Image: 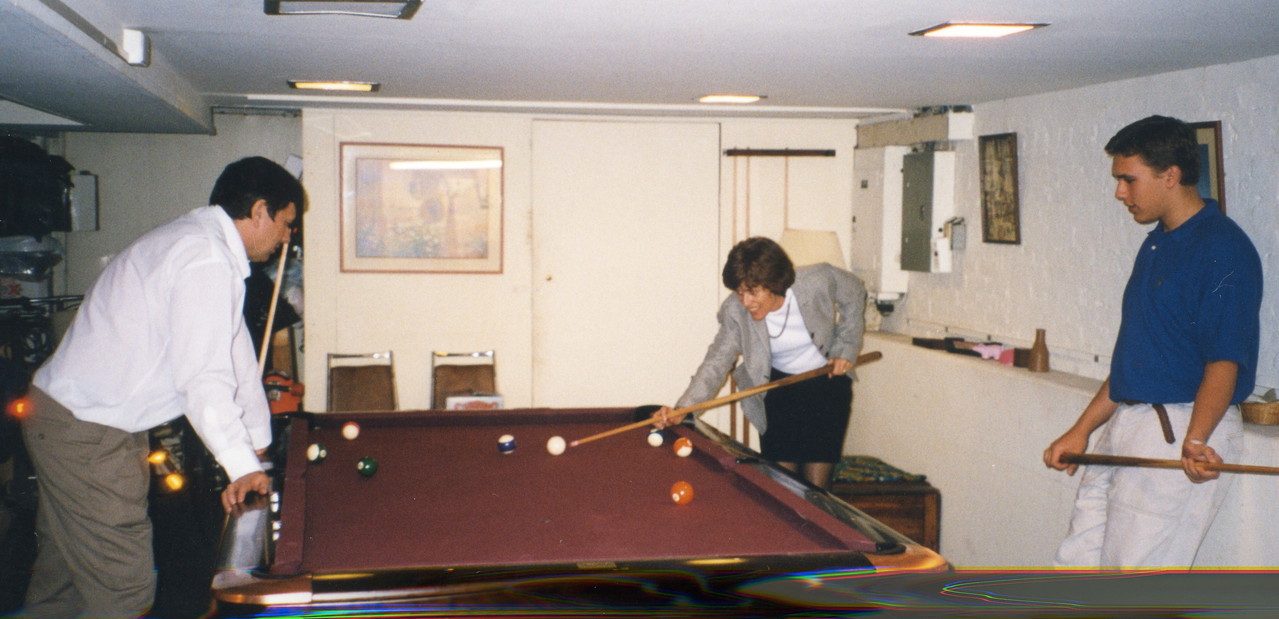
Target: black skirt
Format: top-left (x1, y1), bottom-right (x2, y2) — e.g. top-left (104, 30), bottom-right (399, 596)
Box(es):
top-left (760, 366), bottom-right (853, 463)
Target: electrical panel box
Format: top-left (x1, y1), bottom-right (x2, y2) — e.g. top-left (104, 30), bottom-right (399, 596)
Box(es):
top-left (900, 151), bottom-right (954, 273)
top-left (851, 146), bottom-right (910, 300)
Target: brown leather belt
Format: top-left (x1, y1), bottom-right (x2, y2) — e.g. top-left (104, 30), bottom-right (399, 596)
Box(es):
top-left (1121, 400), bottom-right (1175, 444)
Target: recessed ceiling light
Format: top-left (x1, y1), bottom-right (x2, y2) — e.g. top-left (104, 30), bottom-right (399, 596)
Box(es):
top-left (909, 22), bottom-right (1048, 38)
top-left (288, 80), bottom-right (381, 92)
top-left (698, 94), bottom-right (765, 104)
top-left (265, 0), bottom-right (422, 19)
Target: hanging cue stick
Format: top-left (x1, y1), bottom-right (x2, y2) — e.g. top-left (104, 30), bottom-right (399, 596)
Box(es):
top-left (1062, 452), bottom-right (1279, 476)
top-left (257, 241), bottom-right (290, 376)
top-left (569, 350), bottom-right (883, 448)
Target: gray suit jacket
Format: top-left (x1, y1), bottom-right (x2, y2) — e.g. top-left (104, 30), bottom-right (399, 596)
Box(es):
top-left (675, 263), bottom-right (867, 434)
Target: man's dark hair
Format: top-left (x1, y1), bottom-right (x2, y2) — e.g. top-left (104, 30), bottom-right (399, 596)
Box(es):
top-left (1104, 115), bottom-right (1200, 186)
top-left (722, 237), bottom-right (795, 296)
top-left (209, 156), bottom-right (305, 220)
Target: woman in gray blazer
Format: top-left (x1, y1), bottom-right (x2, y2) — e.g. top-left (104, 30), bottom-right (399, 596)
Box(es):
top-left (658, 237), bottom-right (866, 489)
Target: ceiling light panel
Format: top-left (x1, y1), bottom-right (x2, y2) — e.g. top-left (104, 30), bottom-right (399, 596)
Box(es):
top-left (910, 22), bottom-right (1048, 38)
top-left (288, 80), bottom-right (381, 92)
top-left (265, 0), bottom-right (422, 19)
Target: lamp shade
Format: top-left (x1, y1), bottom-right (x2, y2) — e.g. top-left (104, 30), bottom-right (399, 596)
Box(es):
top-left (779, 229), bottom-right (847, 270)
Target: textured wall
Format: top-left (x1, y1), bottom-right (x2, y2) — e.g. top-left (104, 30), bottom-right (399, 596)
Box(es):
top-left (872, 54), bottom-right (1279, 389)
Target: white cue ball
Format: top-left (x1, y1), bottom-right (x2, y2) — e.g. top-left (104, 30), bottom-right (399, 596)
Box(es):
top-left (306, 443), bottom-right (327, 462)
top-left (546, 435), bottom-right (567, 456)
top-left (647, 431), bottom-right (664, 447)
top-left (341, 421), bottom-right (360, 440)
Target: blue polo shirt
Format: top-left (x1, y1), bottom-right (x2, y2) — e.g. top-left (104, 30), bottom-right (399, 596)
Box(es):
top-left (1109, 200), bottom-right (1262, 405)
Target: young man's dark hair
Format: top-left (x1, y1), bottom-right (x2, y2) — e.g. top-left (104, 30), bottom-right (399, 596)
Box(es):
top-left (1103, 115), bottom-right (1200, 186)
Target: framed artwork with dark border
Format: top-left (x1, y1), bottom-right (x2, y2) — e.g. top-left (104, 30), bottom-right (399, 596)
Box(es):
top-left (340, 142), bottom-right (504, 273)
top-left (978, 132), bottom-right (1020, 244)
top-left (1190, 120), bottom-right (1225, 213)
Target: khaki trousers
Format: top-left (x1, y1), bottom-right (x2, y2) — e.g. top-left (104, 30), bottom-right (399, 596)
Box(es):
top-left (1053, 402), bottom-right (1242, 568)
top-left (18, 388), bottom-right (154, 618)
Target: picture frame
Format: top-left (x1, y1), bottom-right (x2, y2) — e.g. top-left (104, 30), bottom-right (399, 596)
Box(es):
top-left (1190, 120), bottom-right (1225, 213)
top-left (340, 142), bottom-right (504, 273)
top-left (978, 132), bottom-right (1020, 244)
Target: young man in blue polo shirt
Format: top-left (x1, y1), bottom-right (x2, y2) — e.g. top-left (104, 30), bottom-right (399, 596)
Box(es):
top-left (1043, 115), bottom-right (1263, 568)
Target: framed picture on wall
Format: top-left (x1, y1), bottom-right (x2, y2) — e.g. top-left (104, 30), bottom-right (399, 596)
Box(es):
top-left (1190, 121), bottom-right (1225, 212)
top-left (978, 132), bottom-right (1021, 244)
top-left (340, 142), bottom-right (504, 273)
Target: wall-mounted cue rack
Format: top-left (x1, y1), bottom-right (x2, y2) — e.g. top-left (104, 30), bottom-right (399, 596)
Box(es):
top-left (723, 149), bottom-right (836, 157)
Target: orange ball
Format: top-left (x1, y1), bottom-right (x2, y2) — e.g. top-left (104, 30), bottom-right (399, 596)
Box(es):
top-left (670, 480), bottom-right (694, 505)
top-left (672, 437), bottom-right (693, 457)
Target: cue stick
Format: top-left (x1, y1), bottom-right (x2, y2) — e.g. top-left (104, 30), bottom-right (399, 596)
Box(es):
top-left (257, 241), bottom-right (290, 376)
top-left (1062, 452), bottom-right (1279, 476)
top-left (569, 350), bottom-right (883, 448)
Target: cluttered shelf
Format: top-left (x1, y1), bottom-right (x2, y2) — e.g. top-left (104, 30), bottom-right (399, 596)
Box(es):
top-left (866, 331), bottom-right (1101, 396)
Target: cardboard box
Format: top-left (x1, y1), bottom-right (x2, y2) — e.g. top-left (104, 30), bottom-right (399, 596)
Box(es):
top-left (445, 395), bottom-right (503, 410)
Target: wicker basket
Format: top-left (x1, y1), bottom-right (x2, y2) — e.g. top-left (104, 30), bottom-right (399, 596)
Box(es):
top-left (1241, 401), bottom-right (1279, 425)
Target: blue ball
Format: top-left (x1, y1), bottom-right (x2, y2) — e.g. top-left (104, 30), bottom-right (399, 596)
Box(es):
top-left (498, 434), bottom-right (517, 454)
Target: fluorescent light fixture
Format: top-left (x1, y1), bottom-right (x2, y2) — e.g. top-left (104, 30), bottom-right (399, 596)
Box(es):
top-left (388, 159), bottom-right (503, 170)
top-left (909, 22), bottom-right (1048, 38)
top-left (698, 94), bottom-right (765, 104)
top-left (264, 0), bottom-right (422, 19)
top-left (121, 28), bottom-right (150, 66)
top-left (288, 80), bottom-right (381, 92)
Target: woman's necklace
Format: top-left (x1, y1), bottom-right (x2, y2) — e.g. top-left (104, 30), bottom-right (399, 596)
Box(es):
top-left (767, 298), bottom-right (791, 339)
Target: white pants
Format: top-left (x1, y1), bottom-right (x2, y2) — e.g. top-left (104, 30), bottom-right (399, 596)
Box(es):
top-left (1053, 402), bottom-right (1242, 569)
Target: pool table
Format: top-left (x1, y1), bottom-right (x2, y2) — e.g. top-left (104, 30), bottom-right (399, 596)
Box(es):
top-left (212, 407), bottom-right (948, 610)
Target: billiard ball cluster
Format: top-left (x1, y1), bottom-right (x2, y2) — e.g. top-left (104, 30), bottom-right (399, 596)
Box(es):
top-left (646, 430), bottom-right (697, 505)
top-left (320, 419), bottom-right (697, 504)
top-left (307, 421), bottom-right (381, 478)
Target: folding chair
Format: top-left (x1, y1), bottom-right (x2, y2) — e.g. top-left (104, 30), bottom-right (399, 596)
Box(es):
top-left (327, 351), bottom-right (397, 412)
top-left (431, 350), bottom-right (497, 410)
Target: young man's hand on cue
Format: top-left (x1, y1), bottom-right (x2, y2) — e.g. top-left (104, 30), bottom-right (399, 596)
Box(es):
top-left (652, 406), bottom-right (685, 429)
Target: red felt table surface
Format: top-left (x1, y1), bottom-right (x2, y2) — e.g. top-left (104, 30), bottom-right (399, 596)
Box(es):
top-left (273, 409), bottom-right (875, 575)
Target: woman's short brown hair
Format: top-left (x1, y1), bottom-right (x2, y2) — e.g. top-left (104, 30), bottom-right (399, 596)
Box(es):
top-left (722, 237), bottom-right (795, 296)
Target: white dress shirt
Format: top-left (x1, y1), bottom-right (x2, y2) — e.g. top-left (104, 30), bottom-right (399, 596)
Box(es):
top-left (34, 206), bottom-right (271, 482)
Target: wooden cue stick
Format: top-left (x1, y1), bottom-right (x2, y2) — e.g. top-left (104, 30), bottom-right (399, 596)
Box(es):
top-left (257, 241), bottom-right (290, 376)
top-left (1062, 452), bottom-right (1279, 476)
top-left (569, 350), bottom-right (883, 448)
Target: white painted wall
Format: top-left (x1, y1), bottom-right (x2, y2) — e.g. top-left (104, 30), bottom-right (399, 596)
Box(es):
top-left (873, 54), bottom-right (1279, 391)
top-left (53, 113), bottom-right (302, 294)
top-left (847, 332), bottom-right (1095, 567)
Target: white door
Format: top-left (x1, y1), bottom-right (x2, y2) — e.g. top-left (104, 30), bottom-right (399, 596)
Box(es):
top-left (531, 120), bottom-right (722, 408)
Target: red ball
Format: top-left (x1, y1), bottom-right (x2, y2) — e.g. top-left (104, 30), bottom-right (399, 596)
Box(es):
top-left (670, 480), bottom-right (694, 505)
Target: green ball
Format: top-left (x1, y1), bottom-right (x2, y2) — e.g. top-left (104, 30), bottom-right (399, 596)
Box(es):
top-left (356, 456), bottom-right (379, 477)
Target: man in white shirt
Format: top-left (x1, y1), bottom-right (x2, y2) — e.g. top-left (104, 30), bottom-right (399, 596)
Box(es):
top-left (19, 156), bottom-right (301, 618)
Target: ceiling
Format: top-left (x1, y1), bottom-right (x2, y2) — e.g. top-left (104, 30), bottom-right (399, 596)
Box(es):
top-left (4, 0), bottom-right (1279, 135)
